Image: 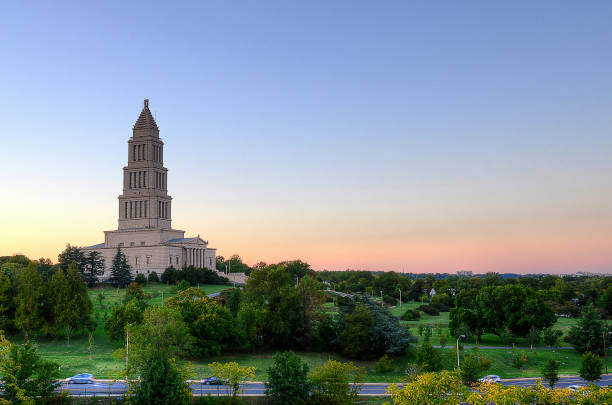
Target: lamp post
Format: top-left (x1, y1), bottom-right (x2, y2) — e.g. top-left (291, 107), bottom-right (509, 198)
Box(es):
top-left (457, 335), bottom-right (465, 369)
top-left (380, 290), bottom-right (383, 306)
top-left (398, 288), bottom-right (402, 307)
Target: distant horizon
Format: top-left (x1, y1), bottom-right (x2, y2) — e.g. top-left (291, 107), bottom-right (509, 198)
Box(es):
top-left (1, 2), bottom-right (611, 274)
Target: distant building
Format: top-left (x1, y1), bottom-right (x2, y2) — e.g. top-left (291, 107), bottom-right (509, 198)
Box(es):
top-left (457, 270), bottom-right (473, 277)
top-left (82, 99), bottom-right (216, 277)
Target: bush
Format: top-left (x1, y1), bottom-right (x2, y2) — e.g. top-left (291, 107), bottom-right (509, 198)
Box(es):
top-left (148, 272), bottom-right (160, 283)
top-left (383, 295), bottom-right (398, 306)
top-left (177, 280), bottom-right (190, 291)
top-left (511, 351), bottom-right (527, 369)
top-left (416, 342), bottom-right (442, 372)
top-left (579, 351), bottom-right (603, 382)
top-left (429, 301), bottom-right (450, 312)
top-left (375, 354), bottom-right (396, 373)
top-left (401, 309), bottom-right (420, 321)
top-left (135, 273), bottom-right (147, 285)
top-left (460, 349), bottom-right (491, 385)
top-left (417, 305), bottom-right (440, 316)
top-left (161, 265), bottom-right (229, 286)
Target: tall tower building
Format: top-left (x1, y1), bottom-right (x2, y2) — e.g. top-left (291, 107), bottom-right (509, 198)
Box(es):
top-left (82, 99), bottom-right (216, 276)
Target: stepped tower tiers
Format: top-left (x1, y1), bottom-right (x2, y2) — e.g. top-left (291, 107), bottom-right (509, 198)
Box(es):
top-left (82, 99), bottom-right (216, 276)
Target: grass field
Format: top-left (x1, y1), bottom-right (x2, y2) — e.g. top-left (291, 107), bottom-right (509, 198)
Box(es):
top-left (12, 293), bottom-right (587, 382)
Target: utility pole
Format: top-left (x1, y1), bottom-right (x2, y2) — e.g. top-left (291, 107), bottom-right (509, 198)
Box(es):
top-left (126, 326), bottom-right (129, 382)
top-left (604, 331), bottom-right (608, 374)
top-left (457, 335), bottom-right (465, 369)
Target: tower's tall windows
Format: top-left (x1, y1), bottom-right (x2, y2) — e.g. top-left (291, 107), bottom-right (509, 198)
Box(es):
top-left (144, 200), bottom-right (148, 217)
top-left (139, 201), bottom-right (143, 217)
top-left (143, 144), bottom-right (147, 160)
top-left (125, 202), bottom-right (128, 218)
top-left (139, 172), bottom-right (142, 188)
top-left (143, 172), bottom-right (147, 188)
top-left (129, 201), bottom-right (133, 218)
top-left (133, 145), bottom-right (137, 161)
top-left (137, 144), bottom-right (141, 160)
top-left (129, 172), bottom-right (132, 188)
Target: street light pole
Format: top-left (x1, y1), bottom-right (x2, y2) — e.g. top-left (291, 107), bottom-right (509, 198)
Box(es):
top-left (380, 290), bottom-right (383, 306)
top-left (457, 335), bottom-right (465, 369)
top-left (398, 288), bottom-right (402, 307)
top-left (125, 326), bottom-right (129, 382)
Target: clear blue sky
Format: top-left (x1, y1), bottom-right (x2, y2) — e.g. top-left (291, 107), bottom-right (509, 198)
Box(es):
top-left (1, 1), bottom-right (611, 273)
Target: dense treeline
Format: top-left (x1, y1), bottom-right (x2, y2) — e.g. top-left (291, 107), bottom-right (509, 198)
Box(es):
top-left (0, 255), bottom-right (93, 341)
top-left (161, 265), bottom-right (229, 285)
top-left (104, 260), bottom-right (413, 364)
top-left (316, 270), bottom-right (612, 319)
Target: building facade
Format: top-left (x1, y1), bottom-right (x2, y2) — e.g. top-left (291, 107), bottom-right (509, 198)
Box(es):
top-left (82, 99), bottom-right (216, 277)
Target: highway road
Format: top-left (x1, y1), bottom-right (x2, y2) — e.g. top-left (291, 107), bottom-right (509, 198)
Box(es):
top-left (58, 375), bottom-right (612, 397)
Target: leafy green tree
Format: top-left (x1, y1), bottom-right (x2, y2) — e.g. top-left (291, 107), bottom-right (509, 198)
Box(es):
top-left (568, 305), bottom-right (605, 354)
top-left (49, 268), bottom-right (76, 343)
top-left (416, 342), bottom-right (442, 372)
top-left (266, 351), bottom-right (311, 405)
top-left (104, 298), bottom-right (144, 342)
top-left (166, 287), bottom-right (243, 356)
top-left (225, 287), bottom-right (242, 317)
top-left (340, 302), bottom-right (372, 358)
top-left (579, 352), bottom-right (602, 383)
top-left (128, 305), bottom-right (193, 368)
top-left (208, 361), bottom-right (256, 400)
top-left (460, 349), bottom-right (491, 385)
top-left (131, 351), bottom-right (191, 405)
top-left (526, 327), bottom-right (541, 350)
top-left (449, 289), bottom-right (484, 342)
top-left (14, 263), bottom-right (44, 337)
top-left (388, 370), bottom-right (468, 405)
top-left (147, 271), bottom-right (160, 283)
top-left (0, 268), bottom-right (13, 331)
top-left (541, 359), bottom-right (559, 388)
top-left (0, 338), bottom-right (60, 405)
top-left (109, 248), bottom-right (132, 288)
top-left (57, 244), bottom-right (86, 272)
top-left (308, 359), bottom-right (363, 405)
top-left (542, 327), bottom-right (563, 347)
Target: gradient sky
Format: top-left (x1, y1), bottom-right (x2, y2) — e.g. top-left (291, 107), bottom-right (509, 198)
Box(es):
top-left (1, 1), bottom-right (611, 274)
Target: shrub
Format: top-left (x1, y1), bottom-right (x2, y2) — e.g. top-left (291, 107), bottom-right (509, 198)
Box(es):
top-left (460, 349), bottom-right (491, 385)
top-left (401, 309), bottom-right (420, 321)
top-left (375, 354), bottom-right (396, 373)
top-left (417, 305), bottom-right (440, 316)
top-left (429, 301), bottom-right (450, 312)
top-left (416, 342), bottom-right (442, 372)
top-left (147, 272), bottom-right (160, 283)
top-left (134, 273), bottom-right (147, 285)
top-left (511, 351), bottom-right (527, 369)
top-left (579, 351), bottom-right (603, 382)
top-left (383, 295), bottom-right (398, 306)
top-left (177, 280), bottom-right (190, 291)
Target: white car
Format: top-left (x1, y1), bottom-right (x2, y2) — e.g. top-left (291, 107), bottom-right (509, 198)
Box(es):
top-left (478, 375), bottom-right (501, 383)
top-left (568, 385), bottom-right (585, 391)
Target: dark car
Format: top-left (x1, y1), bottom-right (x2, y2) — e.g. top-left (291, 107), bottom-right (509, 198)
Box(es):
top-left (201, 377), bottom-right (227, 385)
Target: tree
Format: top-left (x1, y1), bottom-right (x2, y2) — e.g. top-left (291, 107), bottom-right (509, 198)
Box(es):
top-left (266, 351), bottom-right (311, 405)
top-left (14, 263), bottom-right (44, 337)
top-left (579, 352), bottom-right (602, 383)
top-left (460, 349), bottom-right (491, 385)
top-left (49, 268), bottom-right (77, 344)
top-left (340, 303), bottom-right (372, 358)
top-left (166, 287), bottom-right (243, 356)
top-left (83, 251), bottom-right (105, 286)
top-left (308, 359), bottom-right (363, 405)
top-left (0, 269), bottom-right (12, 331)
top-left (526, 327), bottom-right (541, 350)
top-left (148, 271), bottom-right (159, 283)
top-left (57, 244), bottom-right (86, 273)
top-left (128, 305), bottom-right (193, 368)
top-left (131, 351), bottom-right (191, 405)
top-left (568, 305), bottom-right (605, 354)
top-left (541, 359), bottom-right (559, 388)
top-left (387, 370), bottom-right (468, 405)
top-left (208, 361), bottom-right (256, 400)
top-left (542, 327), bottom-right (563, 347)
top-left (109, 248), bottom-right (132, 288)
top-left (104, 299), bottom-right (144, 342)
top-left (0, 338), bottom-right (60, 405)
top-left (416, 342), bottom-right (442, 372)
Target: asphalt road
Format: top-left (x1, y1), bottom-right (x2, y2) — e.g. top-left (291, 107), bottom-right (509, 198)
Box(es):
top-left (58, 375), bottom-right (612, 397)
